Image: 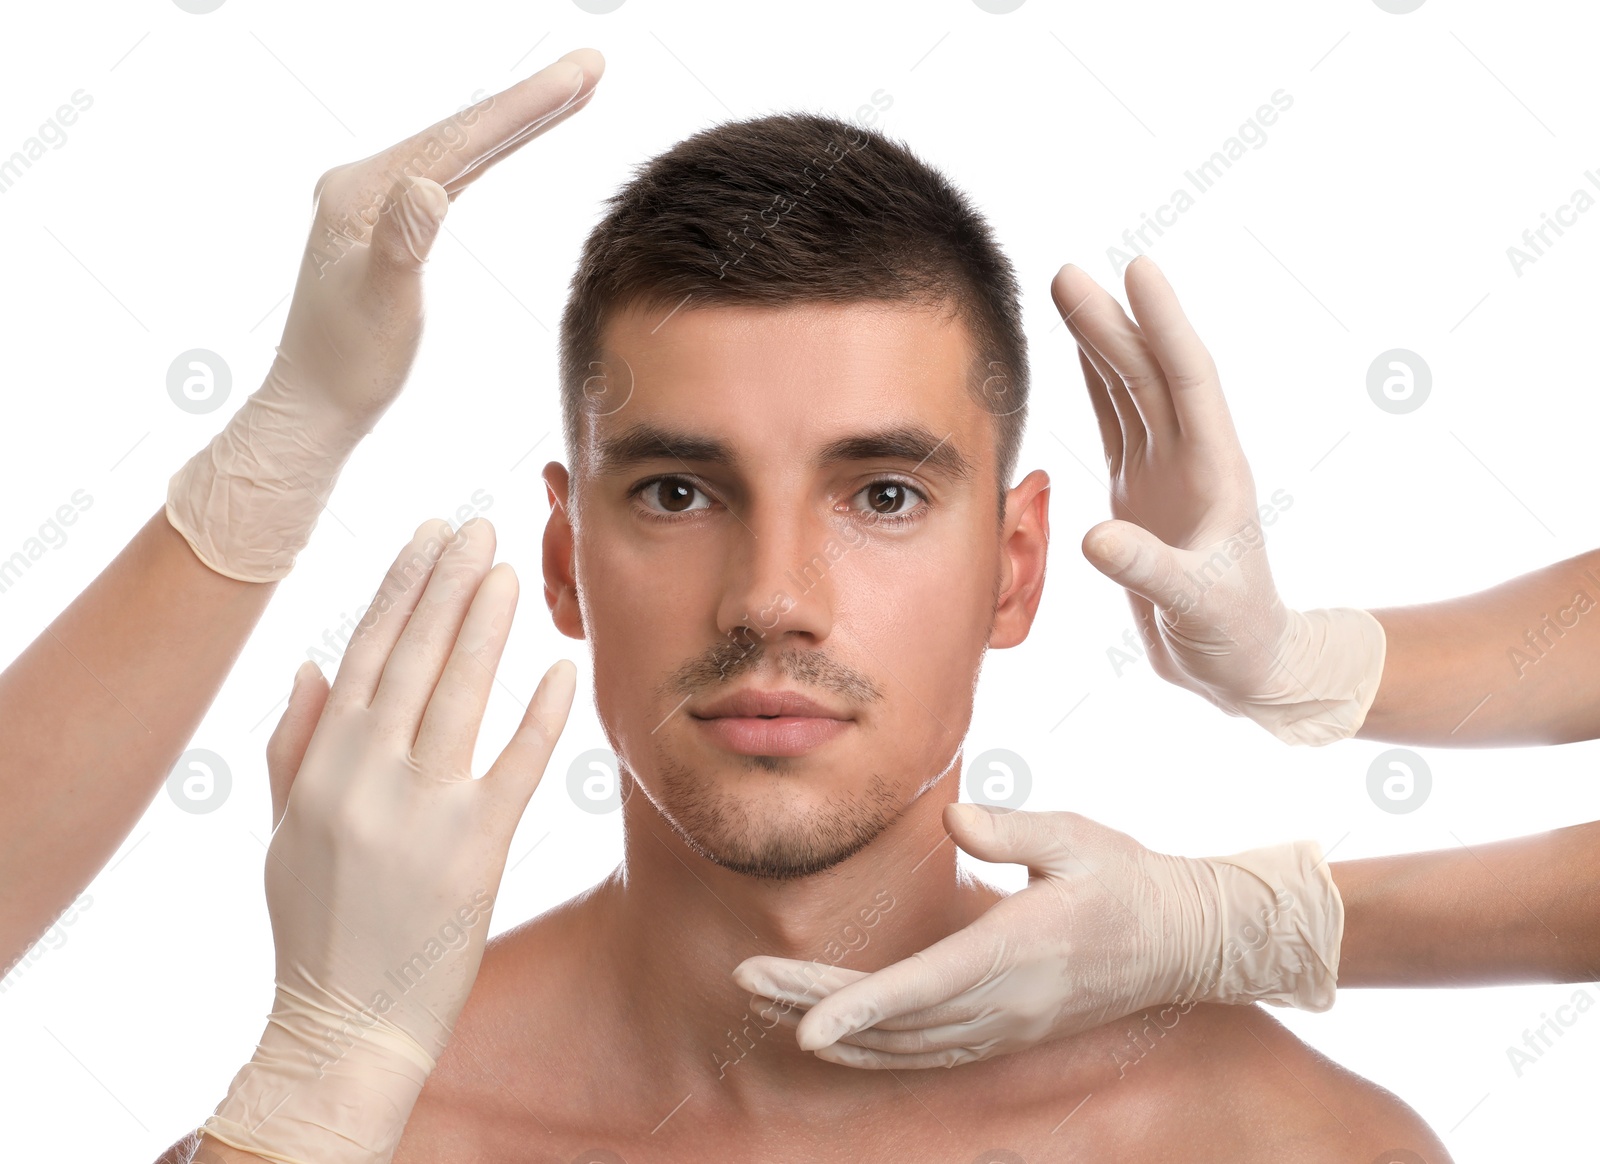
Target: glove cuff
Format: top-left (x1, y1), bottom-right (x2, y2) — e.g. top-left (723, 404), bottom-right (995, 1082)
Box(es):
top-left (1231, 607), bottom-right (1387, 747)
top-left (1188, 840), bottom-right (1344, 1011)
top-left (202, 986), bottom-right (436, 1164)
top-left (166, 372), bottom-right (362, 584)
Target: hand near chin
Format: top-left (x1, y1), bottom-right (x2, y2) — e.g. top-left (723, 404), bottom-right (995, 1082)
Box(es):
top-left (732, 804), bottom-right (1342, 1069)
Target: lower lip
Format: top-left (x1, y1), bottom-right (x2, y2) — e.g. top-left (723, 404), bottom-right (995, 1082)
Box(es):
top-left (692, 715), bottom-right (851, 756)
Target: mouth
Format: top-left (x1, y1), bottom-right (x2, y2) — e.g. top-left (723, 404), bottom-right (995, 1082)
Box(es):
top-left (689, 713), bottom-right (852, 757)
top-left (686, 687), bottom-right (854, 757)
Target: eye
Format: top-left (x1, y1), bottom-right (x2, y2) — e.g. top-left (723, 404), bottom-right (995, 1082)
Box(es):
top-left (632, 475), bottom-right (712, 521)
top-left (628, 474), bottom-right (931, 528)
top-left (849, 479), bottom-right (929, 527)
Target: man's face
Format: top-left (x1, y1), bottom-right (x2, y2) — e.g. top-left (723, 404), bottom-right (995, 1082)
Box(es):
top-left (548, 299), bottom-right (1034, 881)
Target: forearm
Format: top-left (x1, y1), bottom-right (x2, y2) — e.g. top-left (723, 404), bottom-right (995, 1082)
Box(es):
top-left (1333, 821), bottom-right (1600, 987)
top-left (0, 508), bottom-right (274, 965)
top-left (1357, 548), bottom-right (1600, 746)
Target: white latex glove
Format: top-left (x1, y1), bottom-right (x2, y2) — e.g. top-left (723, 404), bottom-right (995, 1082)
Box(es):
top-left (1052, 257), bottom-right (1385, 745)
top-left (200, 517), bottom-right (576, 1163)
top-left (733, 804), bottom-right (1342, 1070)
top-left (167, 48), bottom-right (603, 583)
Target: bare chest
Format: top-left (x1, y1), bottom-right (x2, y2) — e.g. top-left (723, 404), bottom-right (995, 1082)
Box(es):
top-left (396, 1046), bottom-right (1102, 1164)
top-left (399, 1093), bottom-right (1096, 1164)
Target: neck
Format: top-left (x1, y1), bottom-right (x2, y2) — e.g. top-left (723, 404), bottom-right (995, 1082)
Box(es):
top-left (592, 763), bottom-right (999, 1117)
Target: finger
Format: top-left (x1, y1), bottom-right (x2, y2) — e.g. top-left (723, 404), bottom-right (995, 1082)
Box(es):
top-left (265, 661), bottom-right (331, 831)
top-left (1080, 517), bottom-right (1198, 615)
top-left (1052, 266), bottom-right (1145, 457)
top-left (482, 658), bottom-right (578, 823)
top-left (412, 562), bottom-right (520, 774)
top-left (732, 958), bottom-right (870, 1008)
top-left (1076, 343), bottom-right (1123, 475)
top-left (327, 518), bottom-right (456, 712)
top-left (425, 49), bottom-right (603, 198)
top-left (765, 1001), bottom-right (805, 1031)
top-left (366, 175), bottom-right (450, 284)
top-left (812, 1041), bottom-right (979, 1070)
top-left (830, 1018), bottom-right (984, 1056)
top-left (744, 966), bottom-right (992, 1037)
top-left (371, 517), bottom-right (497, 736)
top-left (751, 981), bottom-right (978, 1039)
top-left (1123, 256), bottom-right (1235, 448)
top-left (443, 76), bottom-right (599, 199)
top-left (1053, 263), bottom-right (1178, 446)
top-left (792, 939), bottom-right (999, 1052)
top-left (943, 802), bottom-right (1071, 868)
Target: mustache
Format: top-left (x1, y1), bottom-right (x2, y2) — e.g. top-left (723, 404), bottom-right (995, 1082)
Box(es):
top-left (660, 637), bottom-right (884, 708)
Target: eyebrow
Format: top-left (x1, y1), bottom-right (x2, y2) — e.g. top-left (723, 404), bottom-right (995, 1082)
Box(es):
top-left (592, 422), bottom-right (974, 482)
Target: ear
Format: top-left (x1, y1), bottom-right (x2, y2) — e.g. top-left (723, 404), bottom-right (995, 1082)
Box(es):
top-left (989, 469), bottom-right (1050, 649)
top-left (541, 460), bottom-right (586, 641)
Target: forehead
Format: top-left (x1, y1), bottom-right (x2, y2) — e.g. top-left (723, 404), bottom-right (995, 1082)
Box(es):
top-left (586, 299), bottom-right (985, 470)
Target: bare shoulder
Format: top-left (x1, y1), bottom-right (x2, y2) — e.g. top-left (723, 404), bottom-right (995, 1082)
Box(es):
top-left (1085, 1002), bottom-right (1453, 1163)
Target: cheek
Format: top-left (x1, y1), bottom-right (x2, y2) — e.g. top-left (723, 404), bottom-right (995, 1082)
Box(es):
top-left (579, 529), bottom-right (720, 734)
top-left (581, 524), bottom-right (717, 641)
top-left (839, 537), bottom-right (997, 710)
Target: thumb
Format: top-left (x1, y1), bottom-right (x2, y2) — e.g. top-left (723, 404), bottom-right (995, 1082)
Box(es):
top-left (944, 803), bottom-right (1077, 871)
top-left (368, 174), bottom-right (450, 279)
top-left (265, 661), bottom-right (331, 830)
top-left (484, 658), bottom-right (578, 825)
top-left (1081, 518), bottom-right (1194, 614)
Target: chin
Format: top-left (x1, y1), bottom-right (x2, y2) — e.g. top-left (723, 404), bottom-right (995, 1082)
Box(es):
top-left (650, 756), bottom-right (904, 881)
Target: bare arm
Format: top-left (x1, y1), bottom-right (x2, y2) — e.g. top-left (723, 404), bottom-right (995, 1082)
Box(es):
top-left (1359, 549), bottom-right (1600, 746)
top-left (1, 48), bottom-right (604, 979)
top-left (0, 511), bottom-right (273, 967)
top-left (1334, 821), bottom-right (1600, 986)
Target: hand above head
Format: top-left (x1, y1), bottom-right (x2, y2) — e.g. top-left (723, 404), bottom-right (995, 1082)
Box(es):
top-left (1053, 256), bottom-right (1385, 745)
top-left (167, 49), bottom-right (605, 583)
top-left (268, 47), bottom-right (603, 431)
top-left (201, 516), bottom-right (577, 1163)
top-left (733, 803), bottom-right (1342, 1070)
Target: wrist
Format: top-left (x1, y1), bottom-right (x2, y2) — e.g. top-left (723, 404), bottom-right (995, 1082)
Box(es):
top-left (1230, 607), bottom-right (1388, 746)
top-left (1191, 840), bottom-right (1343, 1011)
top-left (165, 370), bottom-right (366, 584)
top-left (202, 987), bottom-right (434, 1164)
top-left (258, 352), bottom-right (387, 446)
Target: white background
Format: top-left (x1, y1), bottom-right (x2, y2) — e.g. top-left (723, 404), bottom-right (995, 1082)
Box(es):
top-left (1, 1), bottom-right (1597, 1160)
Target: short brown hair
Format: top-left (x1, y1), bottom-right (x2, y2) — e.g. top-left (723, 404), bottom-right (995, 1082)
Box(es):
top-left (557, 111), bottom-right (1029, 522)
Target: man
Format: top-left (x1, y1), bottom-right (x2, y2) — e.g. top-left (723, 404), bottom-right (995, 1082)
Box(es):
top-left (175, 110), bottom-right (1448, 1162)
top-left (390, 112), bottom-right (1445, 1161)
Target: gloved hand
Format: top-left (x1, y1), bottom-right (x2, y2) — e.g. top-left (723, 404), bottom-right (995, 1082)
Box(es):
top-left (733, 804), bottom-right (1342, 1069)
top-left (200, 517), bottom-right (577, 1163)
top-left (1053, 256), bottom-right (1385, 745)
top-left (167, 48), bottom-right (603, 583)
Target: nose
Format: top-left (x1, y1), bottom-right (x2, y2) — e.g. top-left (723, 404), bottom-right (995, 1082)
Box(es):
top-left (714, 496), bottom-right (839, 654)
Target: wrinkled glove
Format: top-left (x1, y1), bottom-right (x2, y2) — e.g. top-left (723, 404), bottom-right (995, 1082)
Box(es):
top-left (734, 804), bottom-right (1342, 1069)
top-left (168, 48), bottom-right (600, 582)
